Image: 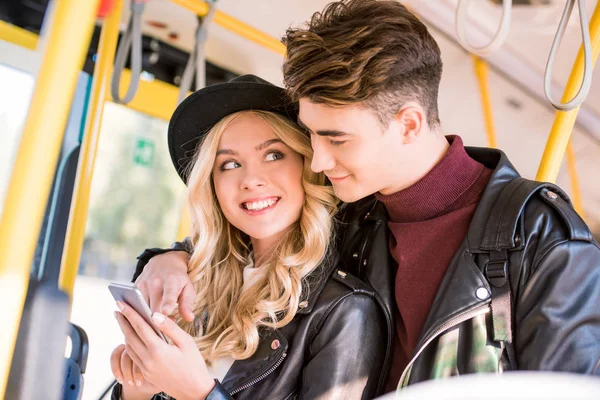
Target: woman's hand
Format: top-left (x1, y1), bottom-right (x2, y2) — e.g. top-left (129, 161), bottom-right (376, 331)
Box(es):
top-left (110, 344), bottom-right (158, 399)
top-left (114, 301), bottom-right (216, 400)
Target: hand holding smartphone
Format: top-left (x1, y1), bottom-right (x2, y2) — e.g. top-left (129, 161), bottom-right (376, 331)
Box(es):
top-left (108, 282), bottom-right (168, 342)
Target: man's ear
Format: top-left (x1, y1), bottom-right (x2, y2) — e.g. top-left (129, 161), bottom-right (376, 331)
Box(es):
top-left (394, 104), bottom-right (424, 144)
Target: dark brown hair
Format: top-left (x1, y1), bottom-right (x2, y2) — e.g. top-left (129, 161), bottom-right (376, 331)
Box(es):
top-left (283, 0), bottom-right (443, 127)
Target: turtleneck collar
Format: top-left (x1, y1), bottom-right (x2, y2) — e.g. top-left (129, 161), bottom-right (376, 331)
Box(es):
top-left (375, 136), bottom-right (487, 223)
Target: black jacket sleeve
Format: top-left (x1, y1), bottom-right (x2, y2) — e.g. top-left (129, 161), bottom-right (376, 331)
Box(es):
top-left (300, 293), bottom-right (388, 399)
top-left (515, 239), bottom-right (600, 374)
top-left (132, 238), bottom-right (193, 281)
top-left (110, 380), bottom-right (231, 400)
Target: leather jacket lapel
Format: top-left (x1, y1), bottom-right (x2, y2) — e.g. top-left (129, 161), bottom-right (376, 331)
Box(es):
top-left (414, 239), bottom-right (490, 353)
top-left (221, 329), bottom-right (288, 395)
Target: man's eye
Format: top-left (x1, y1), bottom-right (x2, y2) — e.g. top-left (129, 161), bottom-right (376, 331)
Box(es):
top-left (221, 160), bottom-right (241, 171)
top-left (265, 151), bottom-right (284, 161)
top-left (329, 140), bottom-right (346, 146)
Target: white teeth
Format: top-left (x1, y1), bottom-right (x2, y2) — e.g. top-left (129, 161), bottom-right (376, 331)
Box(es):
top-left (244, 198), bottom-right (277, 210)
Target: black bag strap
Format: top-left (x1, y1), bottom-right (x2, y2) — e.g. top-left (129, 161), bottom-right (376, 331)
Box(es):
top-left (485, 248), bottom-right (517, 370)
top-left (481, 178), bottom-right (559, 251)
top-left (481, 177), bottom-right (565, 370)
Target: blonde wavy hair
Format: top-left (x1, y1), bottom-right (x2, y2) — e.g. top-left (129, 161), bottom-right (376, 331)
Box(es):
top-left (180, 110), bottom-right (337, 364)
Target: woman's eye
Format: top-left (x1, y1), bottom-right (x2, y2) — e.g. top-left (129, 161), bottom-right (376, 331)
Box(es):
top-left (221, 160), bottom-right (240, 171)
top-left (265, 151), bottom-right (284, 161)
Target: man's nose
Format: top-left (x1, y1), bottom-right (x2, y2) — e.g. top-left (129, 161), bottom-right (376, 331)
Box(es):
top-left (311, 139), bottom-right (336, 173)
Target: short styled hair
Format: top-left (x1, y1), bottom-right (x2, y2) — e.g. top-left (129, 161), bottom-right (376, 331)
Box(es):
top-left (283, 0), bottom-right (443, 127)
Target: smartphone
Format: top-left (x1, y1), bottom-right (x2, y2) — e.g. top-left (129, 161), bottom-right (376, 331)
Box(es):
top-left (108, 282), bottom-right (168, 342)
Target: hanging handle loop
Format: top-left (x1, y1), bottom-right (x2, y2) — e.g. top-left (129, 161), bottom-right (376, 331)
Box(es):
top-left (111, 0), bottom-right (145, 104)
top-left (456, 0), bottom-right (512, 56)
top-left (544, 0), bottom-right (593, 111)
top-left (178, 0), bottom-right (218, 103)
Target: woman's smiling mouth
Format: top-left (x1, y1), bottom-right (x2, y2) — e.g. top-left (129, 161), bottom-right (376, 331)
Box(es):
top-left (240, 197), bottom-right (281, 215)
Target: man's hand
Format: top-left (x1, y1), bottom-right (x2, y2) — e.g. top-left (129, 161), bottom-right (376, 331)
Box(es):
top-left (135, 250), bottom-right (196, 321)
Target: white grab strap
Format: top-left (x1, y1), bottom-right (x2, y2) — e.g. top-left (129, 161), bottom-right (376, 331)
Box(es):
top-left (543, 0), bottom-right (593, 111)
top-left (455, 0), bottom-right (512, 56)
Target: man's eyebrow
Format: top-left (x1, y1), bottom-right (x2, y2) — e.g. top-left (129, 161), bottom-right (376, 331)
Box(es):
top-left (297, 117), bottom-right (349, 137)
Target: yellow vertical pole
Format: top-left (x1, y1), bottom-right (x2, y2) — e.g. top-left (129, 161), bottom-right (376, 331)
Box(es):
top-left (176, 202), bottom-right (191, 240)
top-left (0, 0), bottom-right (100, 396)
top-left (536, 1), bottom-right (600, 183)
top-left (473, 55), bottom-right (498, 148)
top-left (565, 140), bottom-right (585, 218)
top-left (59, 0), bottom-right (124, 298)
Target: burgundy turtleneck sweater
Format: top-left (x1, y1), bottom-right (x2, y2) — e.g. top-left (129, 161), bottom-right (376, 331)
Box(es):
top-left (375, 136), bottom-right (492, 392)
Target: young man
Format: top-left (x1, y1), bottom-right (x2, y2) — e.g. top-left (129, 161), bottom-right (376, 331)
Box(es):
top-left (132, 0), bottom-right (600, 395)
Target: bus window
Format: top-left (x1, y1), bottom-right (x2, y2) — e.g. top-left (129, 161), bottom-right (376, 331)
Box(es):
top-left (0, 63), bottom-right (34, 219)
top-left (69, 102), bottom-right (185, 399)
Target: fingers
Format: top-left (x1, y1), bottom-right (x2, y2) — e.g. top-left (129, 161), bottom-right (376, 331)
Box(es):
top-left (120, 347), bottom-right (135, 387)
top-left (161, 282), bottom-right (182, 316)
top-left (147, 277), bottom-right (164, 315)
top-left (124, 343), bottom-right (144, 371)
top-left (132, 363), bottom-right (145, 388)
top-left (178, 282), bottom-right (197, 322)
top-left (134, 277), bottom-right (150, 306)
top-left (114, 309), bottom-right (153, 355)
top-left (117, 302), bottom-right (164, 348)
top-left (134, 251), bottom-right (192, 316)
top-left (110, 344), bottom-right (126, 384)
top-left (151, 312), bottom-right (189, 349)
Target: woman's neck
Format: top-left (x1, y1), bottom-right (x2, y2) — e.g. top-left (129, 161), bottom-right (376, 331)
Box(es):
top-left (250, 225), bottom-right (294, 267)
top-left (251, 241), bottom-right (276, 267)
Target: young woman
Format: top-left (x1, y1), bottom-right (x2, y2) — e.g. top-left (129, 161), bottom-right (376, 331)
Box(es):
top-left (110, 75), bottom-right (388, 400)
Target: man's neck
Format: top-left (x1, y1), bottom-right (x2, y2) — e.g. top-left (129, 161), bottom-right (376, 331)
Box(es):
top-left (379, 131), bottom-right (450, 195)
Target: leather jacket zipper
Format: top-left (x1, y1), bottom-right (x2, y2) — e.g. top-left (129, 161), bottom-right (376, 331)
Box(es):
top-left (230, 352), bottom-right (287, 395)
top-left (373, 289), bottom-right (394, 394)
top-left (399, 304), bottom-right (490, 386)
top-left (358, 221), bottom-right (379, 277)
top-left (358, 218), bottom-right (391, 394)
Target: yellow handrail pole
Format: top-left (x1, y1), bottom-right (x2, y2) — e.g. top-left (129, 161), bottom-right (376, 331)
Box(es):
top-left (0, 0), bottom-right (100, 396)
top-left (59, 0), bottom-right (124, 298)
top-left (0, 20), bottom-right (38, 50)
top-left (473, 55), bottom-right (498, 148)
top-left (176, 203), bottom-right (191, 240)
top-left (171, 0), bottom-right (286, 56)
top-left (536, 1), bottom-right (600, 183)
top-left (565, 140), bottom-right (585, 218)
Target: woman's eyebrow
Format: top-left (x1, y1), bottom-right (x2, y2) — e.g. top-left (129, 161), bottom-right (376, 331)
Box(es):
top-left (255, 138), bottom-right (283, 151)
top-left (216, 139), bottom-right (282, 156)
top-left (216, 148), bottom-right (237, 156)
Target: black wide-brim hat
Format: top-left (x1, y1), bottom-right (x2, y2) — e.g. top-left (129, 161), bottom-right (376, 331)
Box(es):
top-left (168, 74), bottom-right (299, 184)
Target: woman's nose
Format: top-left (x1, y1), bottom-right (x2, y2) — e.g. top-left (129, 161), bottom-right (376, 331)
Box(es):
top-left (240, 170), bottom-right (267, 190)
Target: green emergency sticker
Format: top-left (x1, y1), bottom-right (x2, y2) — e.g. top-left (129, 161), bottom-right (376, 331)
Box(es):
top-left (133, 138), bottom-right (155, 167)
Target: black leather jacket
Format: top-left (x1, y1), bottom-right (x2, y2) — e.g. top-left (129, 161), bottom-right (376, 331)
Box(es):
top-left (338, 146), bottom-right (600, 386)
top-left (112, 252), bottom-right (388, 400)
top-left (128, 145), bottom-right (600, 397)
